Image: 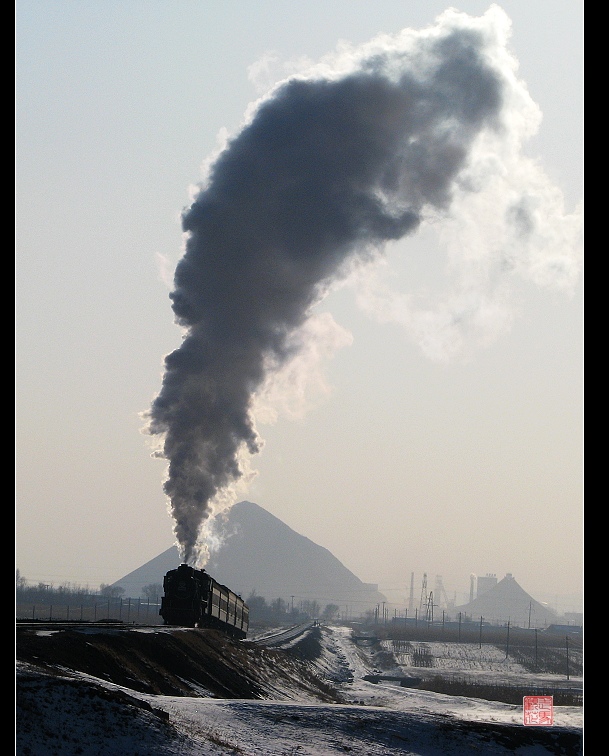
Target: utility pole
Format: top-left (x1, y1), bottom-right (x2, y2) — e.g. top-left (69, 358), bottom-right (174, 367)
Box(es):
top-left (426, 592), bottom-right (434, 627)
top-left (409, 572), bottom-right (415, 614)
top-left (419, 573), bottom-right (428, 616)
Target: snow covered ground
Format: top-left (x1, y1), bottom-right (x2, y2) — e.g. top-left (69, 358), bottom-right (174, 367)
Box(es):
top-left (297, 626), bottom-right (582, 731)
top-left (16, 623), bottom-right (583, 755)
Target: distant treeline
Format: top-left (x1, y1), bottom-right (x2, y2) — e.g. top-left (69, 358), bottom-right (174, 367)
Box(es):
top-left (15, 570), bottom-right (342, 627)
top-left (16, 570), bottom-right (162, 603)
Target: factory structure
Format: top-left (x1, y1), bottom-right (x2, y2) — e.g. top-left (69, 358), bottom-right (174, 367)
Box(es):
top-left (405, 571), bottom-right (577, 629)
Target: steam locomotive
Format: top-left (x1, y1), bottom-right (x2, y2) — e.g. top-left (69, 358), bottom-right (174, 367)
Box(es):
top-left (159, 563), bottom-right (249, 639)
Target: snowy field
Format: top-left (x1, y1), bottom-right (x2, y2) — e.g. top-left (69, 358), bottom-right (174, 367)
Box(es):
top-left (372, 633), bottom-right (581, 690)
top-left (16, 623), bottom-right (583, 755)
top-left (157, 625), bottom-right (582, 751)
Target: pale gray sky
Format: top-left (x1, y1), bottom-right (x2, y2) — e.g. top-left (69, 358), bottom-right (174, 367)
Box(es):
top-left (16, 1), bottom-right (582, 613)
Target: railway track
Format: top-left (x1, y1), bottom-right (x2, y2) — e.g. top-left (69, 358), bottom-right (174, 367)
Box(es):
top-left (250, 621), bottom-right (317, 647)
top-left (16, 619), bottom-right (318, 646)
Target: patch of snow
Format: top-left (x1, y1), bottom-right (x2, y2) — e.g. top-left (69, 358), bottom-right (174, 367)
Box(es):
top-left (16, 623), bottom-right (582, 754)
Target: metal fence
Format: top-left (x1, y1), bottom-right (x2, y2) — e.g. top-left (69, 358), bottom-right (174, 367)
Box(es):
top-left (16, 597), bottom-right (164, 624)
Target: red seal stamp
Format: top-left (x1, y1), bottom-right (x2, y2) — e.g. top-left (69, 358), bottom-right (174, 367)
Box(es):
top-left (523, 695), bottom-right (553, 726)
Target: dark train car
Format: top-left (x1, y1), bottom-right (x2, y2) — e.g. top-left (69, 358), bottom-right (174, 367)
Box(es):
top-left (159, 563), bottom-right (249, 639)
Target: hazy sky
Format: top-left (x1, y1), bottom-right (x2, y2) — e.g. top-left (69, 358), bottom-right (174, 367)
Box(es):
top-left (16, 1), bottom-right (582, 614)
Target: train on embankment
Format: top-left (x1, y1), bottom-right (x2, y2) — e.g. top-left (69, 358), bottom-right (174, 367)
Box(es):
top-left (159, 563), bottom-right (249, 639)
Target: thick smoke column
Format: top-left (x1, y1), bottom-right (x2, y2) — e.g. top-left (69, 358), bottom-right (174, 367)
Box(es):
top-left (144, 8), bottom-right (580, 565)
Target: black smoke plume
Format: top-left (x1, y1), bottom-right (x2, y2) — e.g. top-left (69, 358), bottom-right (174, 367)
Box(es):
top-left (144, 9), bottom-right (577, 565)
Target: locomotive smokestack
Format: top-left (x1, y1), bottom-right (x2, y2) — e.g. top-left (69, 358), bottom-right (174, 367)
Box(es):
top-left (143, 7), bottom-right (581, 567)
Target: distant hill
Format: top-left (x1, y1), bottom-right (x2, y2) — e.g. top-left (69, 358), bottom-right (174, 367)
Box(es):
top-left (113, 501), bottom-right (387, 612)
top-left (455, 573), bottom-right (558, 628)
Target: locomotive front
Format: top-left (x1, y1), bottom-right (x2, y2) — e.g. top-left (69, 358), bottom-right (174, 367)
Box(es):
top-left (159, 563), bottom-right (208, 627)
top-left (160, 563), bottom-right (249, 638)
